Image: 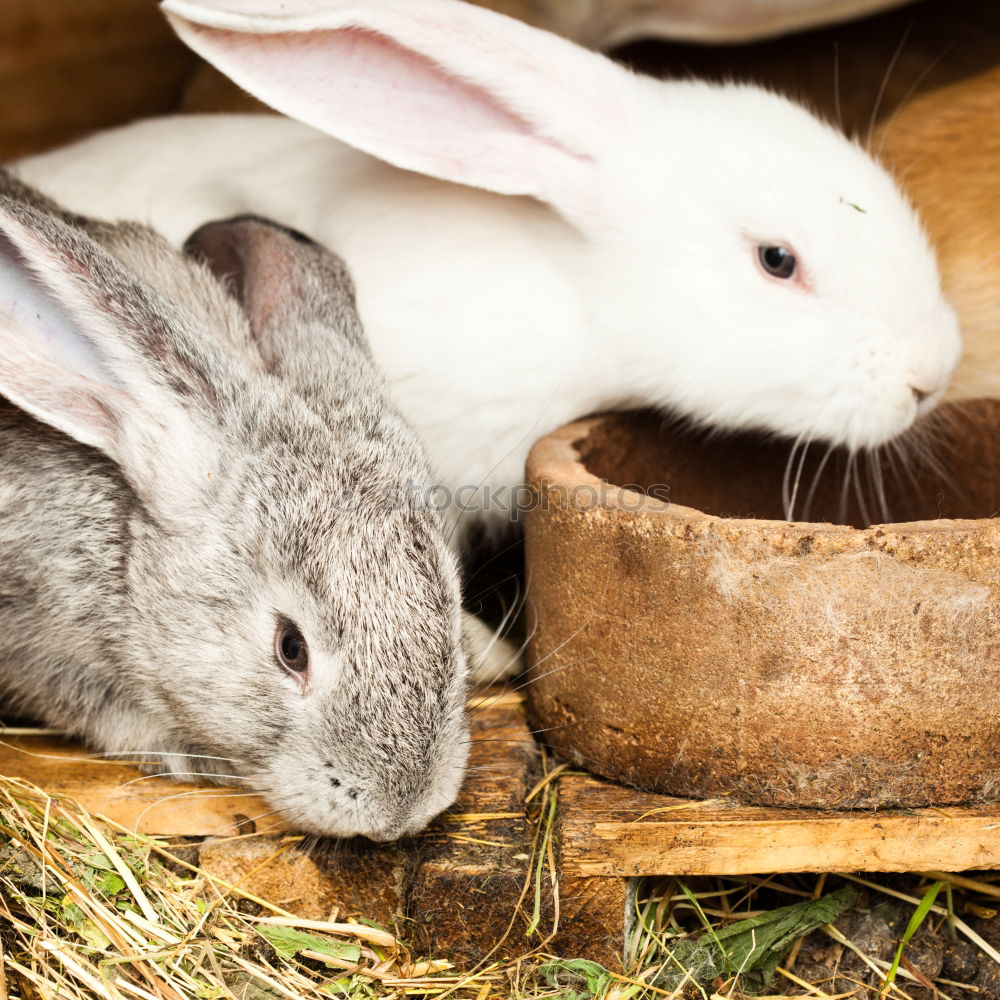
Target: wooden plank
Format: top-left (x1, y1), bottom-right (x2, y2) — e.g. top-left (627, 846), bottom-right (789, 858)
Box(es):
top-left (0, 690), bottom-right (531, 841)
top-left (0, 733), bottom-right (289, 838)
top-left (198, 834), bottom-right (408, 925)
top-left (552, 874), bottom-right (629, 971)
top-left (560, 776), bottom-right (1000, 877)
top-left (407, 690), bottom-right (541, 961)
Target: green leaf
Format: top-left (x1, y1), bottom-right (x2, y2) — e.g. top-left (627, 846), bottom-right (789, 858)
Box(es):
top-left (93, 871), bottom-right (126, 897)
top-left (676, 882), bottom-right (730, 976)
top-left (320, 976), bottom-right (383, 999)
top-left (79, 852), bottom-right (115, 872)
top-left (354, 917), bottom-right (390, 933)
top-left (61, 897), bottom-right (111, 951)
top-left (222, 970), bottom-right (285, 1000)
top-left (61, 899), bottom-right (86, 928)
top-left (193, 981), bottom-right (225, 999)
top-left (540, 957), bottom-right (614, 998)
top-left (321, 979), bottom-right (358, 996)
top-left (78, 919), bottom-right (112, 952)
top-left (257, 925), bottom-right (361, 964)
top-left (655, 884), bottom-right (857, 994)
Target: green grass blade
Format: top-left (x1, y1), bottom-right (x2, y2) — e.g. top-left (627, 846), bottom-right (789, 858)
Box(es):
top-left (880, 879), bottom-right (944, 996)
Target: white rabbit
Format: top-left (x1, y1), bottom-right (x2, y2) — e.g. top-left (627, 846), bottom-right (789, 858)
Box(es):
top-left (14, 0), bottom-right (959, 594)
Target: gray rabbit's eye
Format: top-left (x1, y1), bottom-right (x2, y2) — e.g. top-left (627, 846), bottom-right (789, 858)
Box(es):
top-left (758, 244), bottom-right (796, 279)
top-left (275, 618), bottom-right (309, 675)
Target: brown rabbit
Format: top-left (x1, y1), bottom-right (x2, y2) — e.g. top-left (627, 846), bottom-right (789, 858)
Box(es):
top-left (875, 66), bottom-right (1000, 404)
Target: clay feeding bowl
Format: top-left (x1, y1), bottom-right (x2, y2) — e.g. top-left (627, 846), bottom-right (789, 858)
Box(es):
top-left (522, 402), bottom-right (1000, 808)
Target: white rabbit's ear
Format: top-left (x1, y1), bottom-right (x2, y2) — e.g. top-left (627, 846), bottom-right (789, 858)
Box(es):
top-left (0, 198), bottom-right (222, 520)
top-left (161, 0), bottom-right (626, 223)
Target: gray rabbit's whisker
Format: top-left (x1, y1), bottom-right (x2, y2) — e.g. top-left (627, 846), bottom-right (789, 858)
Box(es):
top-left (465, 570), bottom-right (520, 614)
top-left (130, 787), bottom-right (256, 836)
top-left (92, 750), bottom-right (246, 764)
top-left (505, 563), bottom-right (612, 683)
top-left (105, 750), bottom-right (247, 764)
top-left (502, 656), bottom-right (595, 698)
top-left (468, 571), bottom-right (536, 688)
top-left (463, 532), bottom-right (527, 596)
top-left (466, 719), bottom-right (586, 746)
top-left (220, 806), bottom-right (290, 835)
top-left (476, 576), bottom-right (523, 665)
top-left (471, 618), bottom-right (543, 703)
top-left (0, 740), bottom-right (243, 771)
top-left (111, 771), bottom-right (246, 792)
top-left (519, 615), bottom-right (593, 675)
top-left (495, 593), bottom-right (535, 665)
top-left (464, 739), bottom-right (544, 749)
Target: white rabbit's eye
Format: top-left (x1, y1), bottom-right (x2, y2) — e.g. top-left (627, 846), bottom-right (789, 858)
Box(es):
top-left (275, 618), bottom-right (309, 675)
top-left (758, 245), bottom-right (797, 279)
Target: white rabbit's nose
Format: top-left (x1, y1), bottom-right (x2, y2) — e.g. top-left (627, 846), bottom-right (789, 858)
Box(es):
top-left (907, 352), bottom-right (953, 405)
top-left (908, 376), bottom-right (946, 416)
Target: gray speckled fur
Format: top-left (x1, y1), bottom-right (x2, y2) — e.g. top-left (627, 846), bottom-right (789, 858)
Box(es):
top-left (0, 172), bottom-right (469, 840)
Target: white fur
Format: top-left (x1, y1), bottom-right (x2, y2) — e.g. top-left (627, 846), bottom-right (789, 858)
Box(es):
top-left (14, 0), bottom-right (961, 550)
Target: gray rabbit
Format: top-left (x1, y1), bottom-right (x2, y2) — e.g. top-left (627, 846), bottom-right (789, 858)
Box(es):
top-left (0, 172), bottom-right (470, 840)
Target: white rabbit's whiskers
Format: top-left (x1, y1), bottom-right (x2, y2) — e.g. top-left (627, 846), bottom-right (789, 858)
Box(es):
top-left (865, 21), bottom-right (914, 153)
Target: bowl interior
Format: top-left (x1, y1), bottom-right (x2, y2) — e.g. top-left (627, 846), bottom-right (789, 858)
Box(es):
top-left (577, 400), bottom-right (1000, 528)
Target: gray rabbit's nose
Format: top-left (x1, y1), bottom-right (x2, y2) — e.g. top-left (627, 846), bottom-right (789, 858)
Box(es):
top-left (363, 814), bottom-right (418, 843)
top-left (324, 763), bottom-right (363, 799)
top-left (327, 775), bottom-right (361, 799)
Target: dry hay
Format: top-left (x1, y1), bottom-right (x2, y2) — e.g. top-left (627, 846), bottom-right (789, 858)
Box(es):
top-left (0, 775), bottom-right (484, 1000)
top-left (2, 765), bottom-right (1000, 999)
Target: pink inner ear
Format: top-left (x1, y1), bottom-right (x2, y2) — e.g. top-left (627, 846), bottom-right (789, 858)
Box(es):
top-left (0, 350), bottom-right (120, 452)
top-left (183, 22), bottom-right (582, 192)
top-left (317, 28), bottom-right (532, 133)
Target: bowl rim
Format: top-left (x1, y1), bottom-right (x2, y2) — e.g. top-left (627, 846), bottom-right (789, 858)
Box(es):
top-left (526, 413), bottom-right (1000, 540)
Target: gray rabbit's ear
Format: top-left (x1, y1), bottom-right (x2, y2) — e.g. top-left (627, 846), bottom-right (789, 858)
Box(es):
top-left (0, 197), bottom-right (225, 521)
top-left (184, 215), bottom-right (367, 384)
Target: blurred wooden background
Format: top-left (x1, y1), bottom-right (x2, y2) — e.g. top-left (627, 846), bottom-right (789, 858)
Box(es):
top-left (1, 0), bottom-right (998, 162)
top-left (0, 0), bottom-right (196, 159)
